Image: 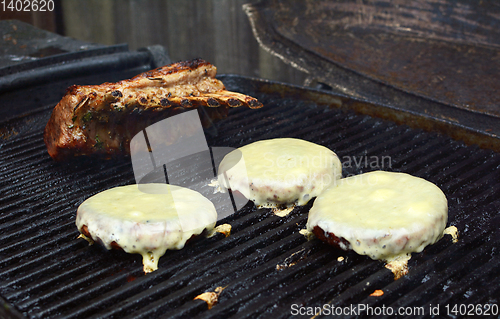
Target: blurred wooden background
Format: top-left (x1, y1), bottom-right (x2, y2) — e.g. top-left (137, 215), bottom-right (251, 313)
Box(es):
top-left (1, 0), bottom-right (307, 85)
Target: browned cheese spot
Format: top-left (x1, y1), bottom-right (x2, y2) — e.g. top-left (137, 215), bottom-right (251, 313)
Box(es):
top-left (194, 286), bottom-right (226, 309)
top-left (369, 289), bottom-right (384, 297)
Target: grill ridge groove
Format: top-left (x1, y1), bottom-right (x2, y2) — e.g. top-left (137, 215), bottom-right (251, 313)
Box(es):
top-left (0, 223), bottom-right (76, 268)
top-left (6, 252), bottom-right (105, 302)
top-left (0, 164), bottom-right (134, 232)
top-left (0, 146), bottom-right (48, 172)
top-left (0, 131), bottom-right (43, 149)
top-left (268, 260), bottom-right (387, 319)
top-left (0, 142), bottom-right (45, 164)
top-left (427, 255), bottom-right (500, 307)
top-left (232, 258), bottom-right (387, 318)
top-left (0, 132), bottom-right (45, 152)
top-left (0, 164), bottom-right (97, 200)
top-left (16, 258), bottom-right (124, 310)
top-left (35, 265), bottom-right (141, 318)
top-left (414, 146), bottom-right (472, 180)
top-left (460, 270), bottom-right (500, 304)
top-left (0, 220), bottom-right (75, 255)
top-left (0, 238), bottom-right (88, 283)
top-left (392, 233), bottom-right (499, 304)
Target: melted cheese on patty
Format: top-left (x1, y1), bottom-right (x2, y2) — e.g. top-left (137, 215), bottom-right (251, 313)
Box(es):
top-left (76, 184), bottom-right (217, 273)
top-left (218, 138), bottom-right (342, 208)
top-left (307, 171), bottom-right (448, 261)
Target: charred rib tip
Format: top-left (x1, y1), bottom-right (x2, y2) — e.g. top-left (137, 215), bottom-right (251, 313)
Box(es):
top-left (160, 98), bottom-right (170, 107)
top-left (248, 99), bottom-right (263, 109)
top-left (111, 90), bottom-right (123, 98)
top-left (207, 97), bottom-right (220, 107)
top-left (181, 98), bottom-right (193, 107)
top-left (228, 98), bottom-right (242, 107)
top-left (178, 58), bottom-right (208, 70)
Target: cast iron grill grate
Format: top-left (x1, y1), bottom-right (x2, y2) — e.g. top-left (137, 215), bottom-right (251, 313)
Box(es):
top-left (0, 76), bottom-right (499, 319)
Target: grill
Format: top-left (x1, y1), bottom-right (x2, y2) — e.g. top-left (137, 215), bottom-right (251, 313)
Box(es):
top-left (1, 21), bottom-right (500, 319)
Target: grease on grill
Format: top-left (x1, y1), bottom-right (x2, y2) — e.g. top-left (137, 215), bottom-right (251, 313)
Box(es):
top-left (0, 127), bottom-right (19, 140)
top-left (276, 248), bottom-right (310, 271)
top-left (194, 286), bottom-right (226, 309)
top-left (208, 223), bottom-right (232, 238)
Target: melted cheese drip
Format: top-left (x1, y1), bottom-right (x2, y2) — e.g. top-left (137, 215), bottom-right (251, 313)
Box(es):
top-left (307, 171), bottom-right (448, 261)
top-left (272, 206), bottom-right (295, 217)
top-left (443, 225), bottom-right (459, 243)
top-left (385, 253), bottom-right (411, 280)
top-left (76, 184), bottom-right (217, 273)
top-left (218, 138), bottom-right (342, 208)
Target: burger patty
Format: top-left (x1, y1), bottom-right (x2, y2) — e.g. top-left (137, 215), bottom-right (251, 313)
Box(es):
top-left (76, 183), bottom-right (217, 273)
top-left (217, 138), bottom-right (342, 208)
top-left (306, 171), bottom-right (448, 261)
top-left (44, 58), bottom-right (263, 161)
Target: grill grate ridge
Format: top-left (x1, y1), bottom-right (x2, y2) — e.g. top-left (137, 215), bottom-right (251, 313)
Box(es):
top-left (0, 162), bottom-right (134, 231)
top-left (0, 222), bottom-right (76, 269)
top-left (427, 256), bottom-right (500, 307)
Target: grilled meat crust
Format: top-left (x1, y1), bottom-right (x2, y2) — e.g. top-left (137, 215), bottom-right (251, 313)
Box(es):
top-left (43, 58), bottom-right (263, 161)
top-left (79, 223), bottom-right (206, 252)
top-left (311, 226), bottom-right (351, 251)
